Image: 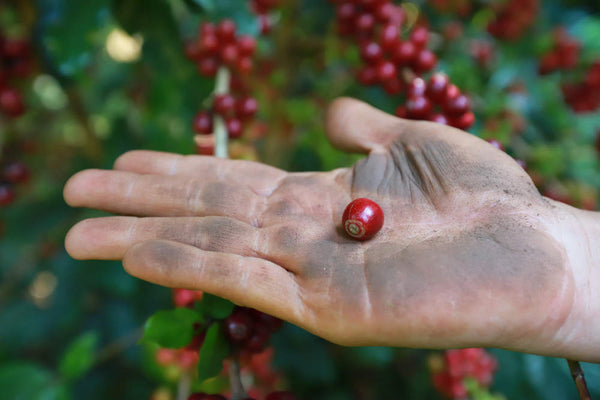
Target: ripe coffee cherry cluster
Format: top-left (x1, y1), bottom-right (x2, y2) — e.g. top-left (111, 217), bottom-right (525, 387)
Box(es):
top-left (193, 94), bottom-right (259, 140)
top-left (561, 60), bottom-right (600, 113)
top-left (185, 20), bottom-right (257, 77)
top-left (0, 35), bottom-right (32, 118)
top-left (0, 161), bottom-right (30, 207)
top-left (224, 306), bottom-right (283, 354)
top-left (188, 391), bottom-right (296, 400)
top-left (331, 0), bottom-right (439, 93)
top-left (538, 28), bottom-right (580, 75)
top-left (395, 75), bottom-right (474, 130)
top-left (486, 0), bottom-right (538, 41)
top-left (432, 348), bottom-right (497, 399)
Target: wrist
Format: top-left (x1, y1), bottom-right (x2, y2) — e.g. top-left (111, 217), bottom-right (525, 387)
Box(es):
top-left (546, 199), bottom-right (600, 362)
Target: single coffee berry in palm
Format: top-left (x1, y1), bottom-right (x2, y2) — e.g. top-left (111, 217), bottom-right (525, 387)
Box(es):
top-left (342, 198), bottom-right (384, 241)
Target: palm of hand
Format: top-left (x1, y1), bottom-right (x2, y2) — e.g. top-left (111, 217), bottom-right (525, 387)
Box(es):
top-left (64, 99), bottom-right (573, 355)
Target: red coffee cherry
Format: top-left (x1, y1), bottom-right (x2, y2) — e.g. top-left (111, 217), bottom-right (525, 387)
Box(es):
top-left (0, 183), bottom-right (16, 207)
top-left (224, 308), bottom-right (254, 343)
top-left (3, 162), bottom-right (30, 184)
top-left (342, 198), bottom-right (384, 241)
top-left (213, 94), bottom-right (236, 115)
top-left (192, 111), bottom-right (213, 134)
top-left (0, 87), bottom-right (25, 117)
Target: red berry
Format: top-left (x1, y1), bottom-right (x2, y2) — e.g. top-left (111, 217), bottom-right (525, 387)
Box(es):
top-left (225, 311), bottom-right (254, 343)
top-left (156, 348), bottom-right (177, 366)
top-left (448, 111), bottom-right (475, 130)
top-left (445, 84), bottom-right (460, 101)
top-left (337, 3), bottom-right (357, 21)
top-left (382, 77), bottom-right (403, 94)
top-left (237, 35), bottom-right (257, 56)
top-left (213, 94), bottom-right (236, 115)
top-left (407, 77), bottom-right (427, 98)
top-left (376, 61), bottom-right (396, 81)
top-left (355, 12), bottom-right (376, 33)
top-left (412, 49), bottom-right (437, 73)
top-left (392, 41), bottom-right (416, 65)
top-left (251, 310), bottom-right (283, 332)
top-left (0, 183), bottom-right (16, 207)
top-left (200, 23), bottom-right (216, 36)
top-left (427, 73), bottom-right (450, 103)
top-left (197, 57), bottom-right (219, 77)
top-left (244, 323), bottom-right (269, 353)
top-left (395, 105), bottom-right (406, 118)
top-left (220, 43), bottom-right (239, 65)
top-left (342, 198), bottom-right (384, 241)
top-left (200, 34), bottom-right (219, 54)
top-left (405, 96), bottom-right (433, 120)
top-left (236, 97), bottom-right (258, 119)
top-left (3, 162), bottom-right (30, 184)
top-left (178, 348), bottom-right (200, 369)
top-left (216, 19), bottom-right (237, 42)
top-left (173, 289), bottom-right (196, 307)
top-left (225, 117), bottom-right (243, 138)
top-left (237, 57), bottom-right (253, 74)
top-left (410, 26), bottom-right (429, 49)
top-left (429, 113), bottom-right (448, 125)
top-left (444, 94), bottom-right (470, 116)
top-left (380, 23), bottom-right (399, 51)
top-left (3, 39), bottom-right (29, 58)
top-left (357, 66), bottom-right (378, 85)
top-left (360, 42), bottom-right (383, 64)
top-left (193, 111), bottom-right (213, 134)
top-left (0, 88), bottom-right (24, 117)
top-left (265, 391), bottom-right (297, 400)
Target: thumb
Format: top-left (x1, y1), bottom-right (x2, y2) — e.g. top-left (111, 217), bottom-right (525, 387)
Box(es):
top-left (325, 97), bottom-right (406, 154)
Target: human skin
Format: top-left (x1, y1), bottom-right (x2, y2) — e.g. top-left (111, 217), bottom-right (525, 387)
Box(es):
top-left (63, 98), bottom-right (600, 362)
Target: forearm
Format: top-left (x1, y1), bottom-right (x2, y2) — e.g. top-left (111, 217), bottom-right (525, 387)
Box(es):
top-left (548, 200), bottom-right (600, 362)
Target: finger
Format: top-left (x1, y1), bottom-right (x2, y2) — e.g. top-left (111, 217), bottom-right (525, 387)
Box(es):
top-left (63, 169), bottom-right (262, 223)
top-left (325, 97), bottom-right (408, 154)
top-left (123, 239), bottom-right (303, 323)
top-left (65, 216), bottom-right (268, 261)
top-left (113, 151), bottom-right (285, 195)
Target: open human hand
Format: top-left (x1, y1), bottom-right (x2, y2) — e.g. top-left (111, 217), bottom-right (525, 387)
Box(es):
top-left (64, 98), bottom-right (593, 361)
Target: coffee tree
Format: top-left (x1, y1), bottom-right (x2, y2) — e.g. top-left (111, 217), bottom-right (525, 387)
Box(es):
top-left (0, 1), bottom-right (599, 399)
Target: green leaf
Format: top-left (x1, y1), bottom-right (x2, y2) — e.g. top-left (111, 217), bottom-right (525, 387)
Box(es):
top-left (142, 308), bottom-right (204, 348)
top-left (0, 362), bottom-right (70, 400)
top-left (41, 0), bottom-right (110, 78)
top-left (59, 331), bottom-right (99, 381)
top-left (196, 323), bottom-right (230, 382)
top-left (196, 293), bottom-right (235, 319)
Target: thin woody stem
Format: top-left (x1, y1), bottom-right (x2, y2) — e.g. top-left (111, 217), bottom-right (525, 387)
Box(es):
top-left (567, 359), bottom-right (592, 400)
top-left (176, 370), bottom-right (192, 400)
top-left (229, 352), bottom-right (248, 400)
top-left (214, 67), bottom-right (231, 159)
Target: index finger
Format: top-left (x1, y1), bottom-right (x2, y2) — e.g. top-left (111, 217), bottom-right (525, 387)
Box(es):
top-left (114, 151), bottom-right (286, 196)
